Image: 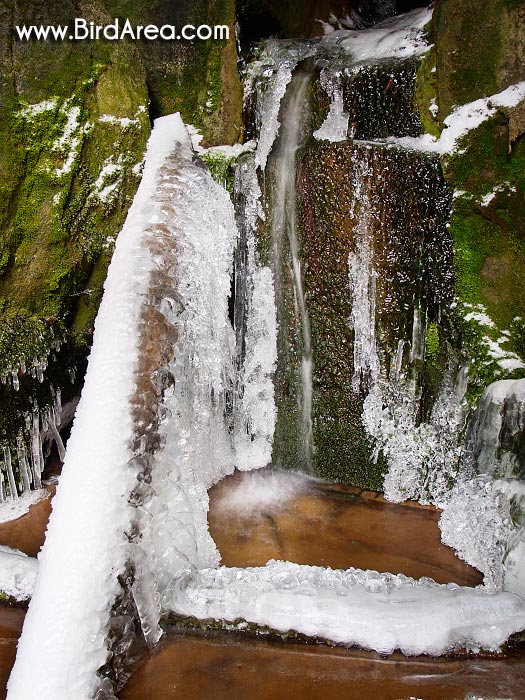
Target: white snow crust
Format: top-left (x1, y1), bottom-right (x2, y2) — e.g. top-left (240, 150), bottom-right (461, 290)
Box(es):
top-left (170, 560), bottom-right (525, 656)
top-left (0, 546), bottom-right (37, 601)
top-left (0, 489), bottom-right (48, 525)
top-left (390, 81), bottom-right (525, 154)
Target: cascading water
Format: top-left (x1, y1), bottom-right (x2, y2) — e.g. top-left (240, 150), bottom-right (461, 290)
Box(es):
top-left (244, 5), bottom-right (525, 595)
top-left (269, 69), bottom-right (315, 473)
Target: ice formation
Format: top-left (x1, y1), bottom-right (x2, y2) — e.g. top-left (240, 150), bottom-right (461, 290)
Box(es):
top-left (170, 560), bottom-right (525, 656)
top-left (6, 5), bottom-right (525, 698)
top-left (8, 114), bottom-right (215, 700)
top-left (233, 157), bottom-right (278, 470)
top-left (244, 42), bottom-right (316, 171)
top-left (313, 71), bottom-right (349, 142)
top-left (320, 7), bottom-right (432, 62)
top-left (0, 546), bottom-right (38, 601)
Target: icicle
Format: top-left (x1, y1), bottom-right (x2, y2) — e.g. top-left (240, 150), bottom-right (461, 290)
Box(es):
top-left (409, 307), bottom-right (426, 364)
top-left (130, 545), bottom-right (162, 647)
top-left (4, 446), bottom-right (18, 501)
top-left (30, 410), bottom-right (43, 490)
top-left (395, 340), bottom-right (405, 380)
top-left (313, 70), bottom-right (349, 143)
top-left (16, 436), bottom-right (32, 492)
top-left (12, 370), bottom-right (19, 391)
top-left (454, 364), bottom-right (469, 402)
top-left (47, 408), bottom-right (66, 461)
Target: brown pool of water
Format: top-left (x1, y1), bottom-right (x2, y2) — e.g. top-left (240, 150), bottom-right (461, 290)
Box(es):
top-left (208, 470), bottom-right (482, 586)
top-left (120, 627), bottom-right (525, 700)
top-left (0, 480), bottom-right (56, 698)
top-left (0, 484), bottom-right (55, 557)
top-left (0, 607), bottom-right (25, 700)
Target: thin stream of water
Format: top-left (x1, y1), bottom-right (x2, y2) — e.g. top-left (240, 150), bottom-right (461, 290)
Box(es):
top-left (271, 70), bottom-right (314, 472)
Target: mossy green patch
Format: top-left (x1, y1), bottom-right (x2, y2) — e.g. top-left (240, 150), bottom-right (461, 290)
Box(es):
top-left (442, 113), bottom-right (525, 405)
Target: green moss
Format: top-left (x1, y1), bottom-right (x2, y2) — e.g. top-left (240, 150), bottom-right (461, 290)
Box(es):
top-left (147, 0), bottom-right (242, 146)
top-left (437, 105), bottom-right (525, 405)
top-left (313, 395), bottom-right (386, 490)
top-left (200, 149), bottom-right (240, 194)
top-left (0, 36), bottom-right (149, 447)
top-left (432, 0), bottom-right (506, 120)
top-left (425, 322), bottom-right (440, 360)
top-left (415, 46), bottom-right (441, 139)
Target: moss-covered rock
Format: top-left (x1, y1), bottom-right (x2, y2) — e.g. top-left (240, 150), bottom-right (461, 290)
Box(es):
top-left (431, 0), bottom-right (525, 122)
top-left (415, 0), bottom-right (525, 409)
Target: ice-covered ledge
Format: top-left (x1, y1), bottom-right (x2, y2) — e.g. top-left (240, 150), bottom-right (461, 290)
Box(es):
top-left (169, 560), bottom-right (525, 656)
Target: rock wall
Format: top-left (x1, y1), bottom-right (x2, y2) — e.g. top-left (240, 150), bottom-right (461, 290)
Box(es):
top-left (417, 0), bottom-right (525, 407)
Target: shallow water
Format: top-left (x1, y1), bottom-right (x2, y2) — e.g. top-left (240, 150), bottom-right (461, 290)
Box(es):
top-left (120, 627), bottom-right (525, 700)
top-left (0, 607), bottom-right (25, 700)
top-left (0, 485), bottom-right (54, 557)
top-left (208, 469), bottom-right (482, 586)
top-left (0, 483), bottom-right (55, 700)
top-left (0, 470), bottom-right (523, 700)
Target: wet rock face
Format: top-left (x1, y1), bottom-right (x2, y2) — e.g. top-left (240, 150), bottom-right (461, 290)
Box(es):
top-left (294, 140), bottom-right (453, 486)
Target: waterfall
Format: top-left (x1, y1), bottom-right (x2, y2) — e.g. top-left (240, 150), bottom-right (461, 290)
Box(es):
top-left (244, 6), bottom-right (524, 594)
top-left (269, 69), bottom-right (315, 473)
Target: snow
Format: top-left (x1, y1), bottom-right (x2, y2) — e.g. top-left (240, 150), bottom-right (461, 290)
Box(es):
top-left (390, 81), bottom-right (525, 154)
top-left (92, 156), bottom-right (124, 204)
top-left (464, 310), bottom-right (496, 328)
top-left (313, 71), bottom-right (349, 143)
top-left (7, 114), bottom-right (193, 700)
top-left (203, 141), bottom-right (256, 159)
top-left (18, 99), bottom-right (58, 117)
top-left (170, 560), bottom-right (525, 656)
top-left (321, 8), bottom-right (432, 62)
top-left (479, 181), bottom-right (516, 207)
top-left (0, 489), bottom-right (48, 524)
top-left (98, 114), bottom-right (140, 128)
top-left (0, 546), bottom-right (37, 602)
